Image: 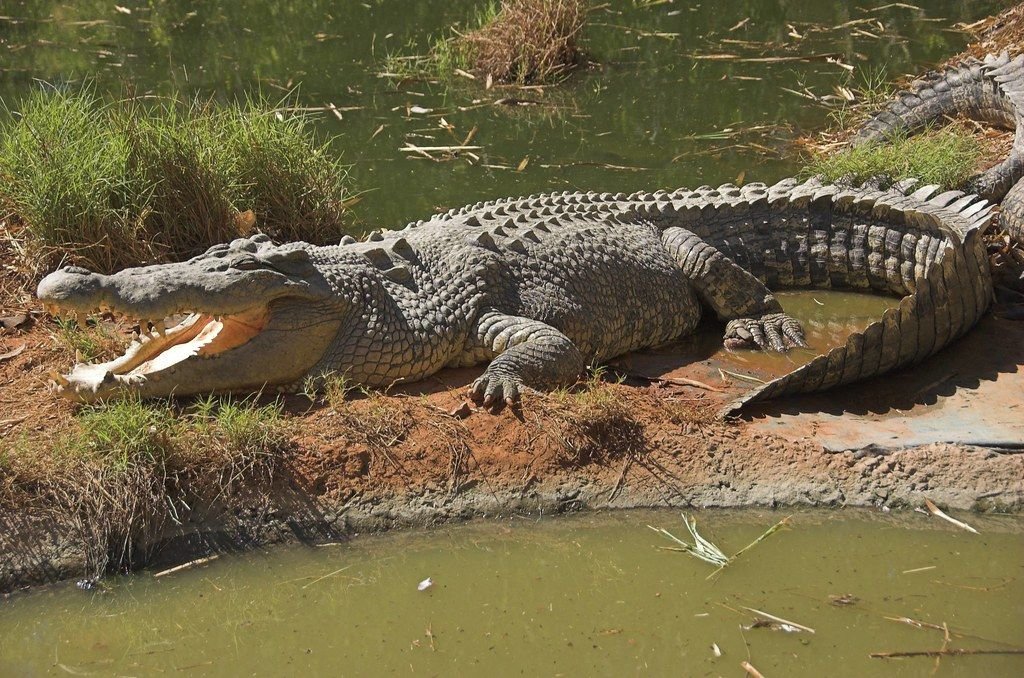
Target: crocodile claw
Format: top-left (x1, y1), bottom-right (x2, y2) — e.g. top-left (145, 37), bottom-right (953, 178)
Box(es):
top-left (723, 312), bottom-right (807, 352)
top-left (469, 372), bottom-right (522, 409)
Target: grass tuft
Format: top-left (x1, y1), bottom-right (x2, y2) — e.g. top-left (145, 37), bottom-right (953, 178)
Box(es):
top-left (456, 0), bottom-right (586, 84)
top-left (383, 0), bottom-right (586, 86)
top-left (1, 396), bottom-right (289, 577)
top-left (801, 127), bottom-right (982, 189)
top-left (543, 370), bottom-right (646, 465)
top-left (0, 88), bottom-right (354, 278)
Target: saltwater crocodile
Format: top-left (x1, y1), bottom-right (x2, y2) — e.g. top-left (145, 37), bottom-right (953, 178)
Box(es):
top-left (852, 51), bottom-right (1024, 240)
top-left (37, 178), bottom-right (993, 415)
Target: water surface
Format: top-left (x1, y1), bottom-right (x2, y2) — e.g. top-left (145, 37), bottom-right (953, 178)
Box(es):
top-left (0, 0), bottom-right (1005, 228)
top-left (1, 511), bottom-right (1021, 676)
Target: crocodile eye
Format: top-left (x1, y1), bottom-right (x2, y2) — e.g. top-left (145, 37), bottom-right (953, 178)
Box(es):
top-left (228, 256), bottom-right (264, 271)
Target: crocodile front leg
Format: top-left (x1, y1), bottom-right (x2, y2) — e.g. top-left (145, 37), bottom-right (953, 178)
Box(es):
top-left (662, 226), bottom-right (807, 351)
top-left (466, 310), bottom-right (585, 407)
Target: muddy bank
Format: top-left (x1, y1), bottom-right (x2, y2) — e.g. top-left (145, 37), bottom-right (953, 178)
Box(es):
top-left (4, 9), bottom-right (1024, 594)
top-left (3, 365), bottom-right (1022, 592)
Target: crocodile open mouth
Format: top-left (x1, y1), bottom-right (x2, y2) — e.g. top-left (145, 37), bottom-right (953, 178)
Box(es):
top-left (46, 305), bottom-right (269, 399)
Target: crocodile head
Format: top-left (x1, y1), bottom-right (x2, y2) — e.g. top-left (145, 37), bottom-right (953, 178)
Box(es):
top-left (37, 234), bottom-right (344, 402)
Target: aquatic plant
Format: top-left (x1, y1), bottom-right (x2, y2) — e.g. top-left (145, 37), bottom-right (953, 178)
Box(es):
top-left (456, 0), bottom-right (586, 84)
top-left (383, 0), bottom-right (587, 85)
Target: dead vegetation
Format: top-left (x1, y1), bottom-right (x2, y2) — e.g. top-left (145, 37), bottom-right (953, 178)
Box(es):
top-left (454, 0), bottom-right (587, 85)
top-left (951, 3), bottom-right (1024, 63)
top-left (315, 375), bottom-right (415, 470)
top-left (384, 0), bottom-right (588, 86)
top-left (536, 373), bottom-right (647, 466)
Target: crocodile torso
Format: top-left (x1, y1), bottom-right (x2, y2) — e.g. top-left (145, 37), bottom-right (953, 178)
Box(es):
top-left (37, 178), bottom-right (993, 415)
top-left (852, 52), bottom-right (1024, 240)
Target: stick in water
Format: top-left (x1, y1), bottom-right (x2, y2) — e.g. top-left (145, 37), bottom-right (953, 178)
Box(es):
top-left (924, 499), bottom-right (979, 534)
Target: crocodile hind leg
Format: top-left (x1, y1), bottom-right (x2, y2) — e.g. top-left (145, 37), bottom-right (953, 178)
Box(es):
top-left (661, 226), bottom-right (808, 351)
top-left (466, 310), bottom-right (585, 407)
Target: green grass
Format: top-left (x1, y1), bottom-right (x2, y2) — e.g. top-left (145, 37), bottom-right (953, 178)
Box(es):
top-left (0, 87), bottom-right (354, 277)
top-left (825, 65), bottom-right (896, 131)
top-left (4, 396), bottom-right (289, 576)
top-left (801, 127), bottom-right (983, 189)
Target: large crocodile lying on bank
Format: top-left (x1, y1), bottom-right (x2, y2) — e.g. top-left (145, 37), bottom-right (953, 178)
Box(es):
top-left (37, 178), bottom-right (993, 415)
top-left (852, 51), bottom-right (1024, 240)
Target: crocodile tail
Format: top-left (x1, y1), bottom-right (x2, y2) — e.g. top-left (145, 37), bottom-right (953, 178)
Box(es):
top-left (1001, 178), bottom-right (1024, 242)
top-left (967, 53), bottom-right (1024, 202)
top-left (853, 52), bottom-right (1024, 203)
top-left (719, 182), bottom-right (994, 417)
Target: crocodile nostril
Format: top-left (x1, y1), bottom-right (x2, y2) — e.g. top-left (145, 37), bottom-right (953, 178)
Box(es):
top-left (62, 266), bottom-right (93, 275)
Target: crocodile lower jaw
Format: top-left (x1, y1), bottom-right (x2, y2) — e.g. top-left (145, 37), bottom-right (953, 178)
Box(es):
top-left (47, 306), bottom-right (269, 401)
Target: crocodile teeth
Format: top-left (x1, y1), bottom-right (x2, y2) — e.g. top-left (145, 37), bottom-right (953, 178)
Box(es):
top-left (154, 320), bottom-right (166, 335)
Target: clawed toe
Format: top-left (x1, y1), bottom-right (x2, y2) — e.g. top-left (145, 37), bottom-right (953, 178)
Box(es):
top-left (724, 313), bottom-right (807, 352)
top-left (469, 373), bottom-right (522, 410)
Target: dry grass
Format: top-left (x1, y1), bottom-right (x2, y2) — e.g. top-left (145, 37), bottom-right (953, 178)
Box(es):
top-left (326, 386), bottom-right (414, 469)
top-left (540, 372), bottom-right (646, 465)
top-left (953, 3), bottom-right (1024, 63)
top-left (419, 0), bottom-right (586, 85)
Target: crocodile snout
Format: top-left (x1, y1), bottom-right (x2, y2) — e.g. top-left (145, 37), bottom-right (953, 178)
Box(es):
top-left (36, 266), bottom-right (107, 311)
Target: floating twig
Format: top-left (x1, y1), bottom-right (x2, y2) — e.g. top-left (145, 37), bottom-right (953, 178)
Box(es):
top-left (741, 660), bottom-right (766, 677)
top-left (870, 648), bottom-right (1024, 659)
top-left (624, 371), bottom-right (723, 392)
top-left (924, 498), bottom-right (979, 534)
top-left (718, 369), bottom-right (767, 385)
top-left (301, 564), bottom-right (352, 589)
top-left (650, 514), bottom-right (791, 578)
top-left (712, 516), bottom-right (792, 578)
top-left (741, 606), bottom-right (816, 634)
top-left (400, 144), bottom-right (484, 153)
top-left (153, 554), bottom-right (219, 578)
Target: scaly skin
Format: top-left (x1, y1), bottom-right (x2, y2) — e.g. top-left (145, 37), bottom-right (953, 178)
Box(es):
top-left (37, 178), bottom-right (993, 415)
top-left (852, 52), bottom-right (1024, 240)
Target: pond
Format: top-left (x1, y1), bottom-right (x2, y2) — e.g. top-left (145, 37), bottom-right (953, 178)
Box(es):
top-left (1, 511), bottom-right (1022, 676)
top-left (0, 0), bottom-right (1006, 229)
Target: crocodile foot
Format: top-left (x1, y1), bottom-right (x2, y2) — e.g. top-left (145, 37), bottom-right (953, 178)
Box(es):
top-left (723, 312), bottom-right (807, 352)
top-left (469, 371), bottom-right (523, 408)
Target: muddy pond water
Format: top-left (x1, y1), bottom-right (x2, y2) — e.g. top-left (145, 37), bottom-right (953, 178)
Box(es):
top-left (1, 511), bottom-right (1022, 676)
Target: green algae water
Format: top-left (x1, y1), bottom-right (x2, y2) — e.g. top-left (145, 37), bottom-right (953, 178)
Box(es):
top-left (1, 511), bottom-right (1022, 676)
top-left (0, 0), bottom-right (1005, 230)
